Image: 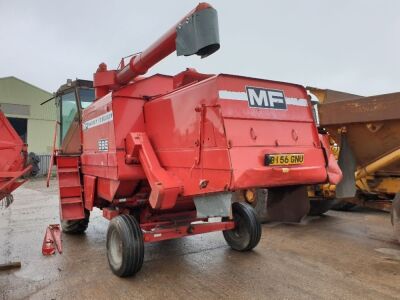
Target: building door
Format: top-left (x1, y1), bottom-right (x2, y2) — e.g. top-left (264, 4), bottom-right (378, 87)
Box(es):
top-left (7, 117), bottom-right (27, 143)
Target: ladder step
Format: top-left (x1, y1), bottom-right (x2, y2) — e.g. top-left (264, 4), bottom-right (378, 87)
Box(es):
top-left (56, 156), bottom-right (84, 221)
top-left (58, 174), bottom-right (80, 187)
top-left (61, 197), bottom-right (83, 205)
top-left (56, 157), bottom-right (80, 169)
top-left (59, 186), bottom-right (81, 198)
top-left (59, 184), bottom-right (81, 189)
top-left (58, 168), bottom-right (79, 174)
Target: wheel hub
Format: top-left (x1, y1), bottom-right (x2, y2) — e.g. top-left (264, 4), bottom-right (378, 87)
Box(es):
top-left (109, 230), bottom-right (123, 267)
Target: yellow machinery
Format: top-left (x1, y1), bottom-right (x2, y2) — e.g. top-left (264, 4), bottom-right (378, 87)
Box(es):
top-left (307, 87), bottom-right (400, 242)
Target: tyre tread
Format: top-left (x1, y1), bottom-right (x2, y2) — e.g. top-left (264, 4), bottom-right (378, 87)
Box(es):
top-left (106, 214), bottom-right (144, 277)
top-left (61, 210), bottom-right (90, 234)
top-left (223, 202), bottom-right (261, 251)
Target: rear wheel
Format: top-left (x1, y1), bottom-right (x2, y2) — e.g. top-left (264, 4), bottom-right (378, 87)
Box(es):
top-left (27, 152), bottom-right (40, 177)
top-left (308, 199), bottom-right (335, 216)
top-left (61, 209), bottom-right (90, 234)
top-left (223, 202), bottom-right (261, 251)
top-left (106, 215), bottom-right (144, 277)
top-left (392, 196), bottom-right (400, 243)
top-left (393, 209), bottom-right (400, 243)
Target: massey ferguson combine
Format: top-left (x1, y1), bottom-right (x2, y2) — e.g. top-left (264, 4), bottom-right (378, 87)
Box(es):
top-left (51, 3), bottom-right (341, 277)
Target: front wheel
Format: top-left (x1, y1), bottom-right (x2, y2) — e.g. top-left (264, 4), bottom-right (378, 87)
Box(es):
top-left (223, 202), bottom-right (261, 251)
top-left (330, 199), bottom-right (357, 211)
top-left (308, 199), bottom-right (335, 216)
top-left (61, 209), bottom-right (90, 234)
top-left (106, 214), bottom-right (144, 277)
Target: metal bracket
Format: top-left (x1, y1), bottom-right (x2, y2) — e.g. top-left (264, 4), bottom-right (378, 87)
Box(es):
top-left (125, 132), bottom-right (183, 210)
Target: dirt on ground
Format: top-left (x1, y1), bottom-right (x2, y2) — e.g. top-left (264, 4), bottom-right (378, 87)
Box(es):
top-left (1, 178), bottom-right (399, 299)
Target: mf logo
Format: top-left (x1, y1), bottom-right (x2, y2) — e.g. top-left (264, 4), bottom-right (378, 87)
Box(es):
top-left (246, 87), bottom-right (287, 109)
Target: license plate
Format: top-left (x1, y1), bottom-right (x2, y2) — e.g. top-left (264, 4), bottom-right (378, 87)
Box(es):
top-left (265, 153), bottom-right (304, 166)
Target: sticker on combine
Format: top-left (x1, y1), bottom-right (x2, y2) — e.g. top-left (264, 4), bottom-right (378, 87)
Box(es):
top-left (246, 87), bottom-right (287, 109)
top-left (98, 139), bottom-right (109, 152)
top-left (218, 90), bottom-right (308, 107)
top-left (82, 111), bottom-right (113, 130)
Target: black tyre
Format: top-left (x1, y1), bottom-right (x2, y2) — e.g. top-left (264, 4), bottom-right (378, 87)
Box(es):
top-left (223, 202), bottom-right (261, 251)
top-left (27, 152), bottom-right (40, 177)
top-left (106, 214), bottom-right (144, 277)
top-left (393, 208), bottom-right (400, 244)
top-left (392, 195), bottom-right (400, 243)
top-left (308, 199), bottom-right (335, 216)
top-left (61, 209), bottom-right (90, 234)
top-left (331, 199), bottom-right (357, 211)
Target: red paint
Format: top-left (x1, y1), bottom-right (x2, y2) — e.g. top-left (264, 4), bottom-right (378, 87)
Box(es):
top-left (55, 3), bottom-right (342, 243)
top-left (56, 156), bottom-right (85, 220)
top-left (83, 175), bottom-right (96, 210)
top-left (0, 110), bottom-right (32, 202)
top-left (42, 224), bottom-right (62, 255)
top-left (319, 134), bottom-right (343, 185)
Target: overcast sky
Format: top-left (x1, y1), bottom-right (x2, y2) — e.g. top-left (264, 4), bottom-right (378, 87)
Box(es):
top-left (0, 0), bottom-right (399, 96)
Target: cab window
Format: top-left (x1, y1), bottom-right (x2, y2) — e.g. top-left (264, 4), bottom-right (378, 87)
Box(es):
top-left (60, 92), bottom-right (78, 142)
top-left (79, 88), bottom-right (95, 109)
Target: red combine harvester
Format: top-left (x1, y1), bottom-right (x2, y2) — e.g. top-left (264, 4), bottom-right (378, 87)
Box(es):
top-left (51, 3), bottom-right (341, 277)
top-left (0, 110), bottom-right (35, 207)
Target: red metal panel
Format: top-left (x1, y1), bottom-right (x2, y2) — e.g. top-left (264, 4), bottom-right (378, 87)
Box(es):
top-left (319, 134), bottom-right (342, 185)
top-left (125, 132), bottom-right (182, 210)
top-left (113, 75), bottom-right (173, 99)
top-left (76, 70), bottom-right (334, 212)
top-left (0, 111), bottom-right (32, 202)
top-left (143, 74), bottom-right (326, 196)
top-left (81, 93), bottom-right (114, 153)
top-left (166, 168), bottom-right (231, 196)
top-left (0, 111), bottom-right (26, 174)
top-left (83, 175), bottom-right (96, 210)
top-left (103, 207), bottom-right (119, 220)
top-left (96, 178), bottom-right (120, 202)
top-left (229, 146), bottom-right (327, 188)
top-left (216, 74), bottom-right (314, 122)
top-left (155, 148), bottom-right (231, 169)
top-left (223, 119), bottom-right (316, 147)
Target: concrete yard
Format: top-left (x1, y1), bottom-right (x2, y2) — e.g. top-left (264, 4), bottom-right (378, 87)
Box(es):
top-left (1, 178), bottom-right (399, 300)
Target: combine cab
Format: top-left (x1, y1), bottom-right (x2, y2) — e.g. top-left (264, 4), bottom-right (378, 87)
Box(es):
top-left (55, 79), bottom-right (94, 154)
top-left (50, 3), bottom-right (341, 277)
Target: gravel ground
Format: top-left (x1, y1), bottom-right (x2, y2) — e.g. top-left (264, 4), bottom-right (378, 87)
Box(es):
top-left (1, 178), bottom-right (399, 299)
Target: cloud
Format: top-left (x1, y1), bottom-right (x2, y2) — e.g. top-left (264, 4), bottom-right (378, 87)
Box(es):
top-left (0, 0), bottom-right (398, 95)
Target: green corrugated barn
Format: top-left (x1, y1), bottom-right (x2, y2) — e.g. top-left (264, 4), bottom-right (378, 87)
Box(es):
top-left (0, 76), bottom-right (56, 154)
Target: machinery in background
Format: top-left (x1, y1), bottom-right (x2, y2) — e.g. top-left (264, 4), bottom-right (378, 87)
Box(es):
top-left (0, 110), bottom-right (38, 208)
top-left (308, 87), bottom-right (400, 242)
top-left (48, 3), bottom-right (341, 277)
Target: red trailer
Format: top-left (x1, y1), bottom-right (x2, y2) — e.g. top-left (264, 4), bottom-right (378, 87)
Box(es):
top-left (0, 110), bottom-right (34, 207)
top-left (51, 3), bottom-right (341, 277)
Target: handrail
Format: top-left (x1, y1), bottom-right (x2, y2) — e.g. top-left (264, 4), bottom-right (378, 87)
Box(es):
top-left (46, 121), bottom-right (60, 187)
